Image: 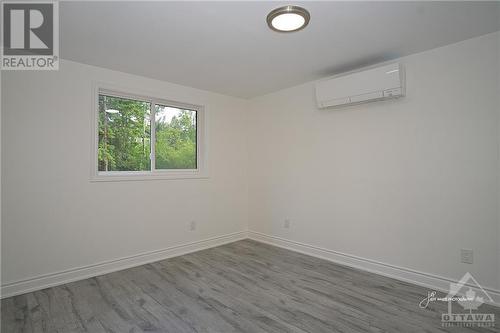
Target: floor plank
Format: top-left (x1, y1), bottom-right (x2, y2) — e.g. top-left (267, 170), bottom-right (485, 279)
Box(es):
top-left (2, 239), bottom-right (499, 332)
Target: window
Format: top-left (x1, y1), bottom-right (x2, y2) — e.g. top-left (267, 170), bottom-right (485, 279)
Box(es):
top-left (155, 105), bottom-right (197, 170)
top-left (92, 88), bottom-right (205, 181)
top-left (98, 94), bottom-right (151, 172)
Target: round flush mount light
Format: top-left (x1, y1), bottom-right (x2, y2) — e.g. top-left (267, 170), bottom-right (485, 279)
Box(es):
top-left (267, 5), bottom-right (310, 32)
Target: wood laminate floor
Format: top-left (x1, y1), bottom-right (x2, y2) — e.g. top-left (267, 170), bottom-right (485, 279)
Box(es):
top-left (2, 239), bottom-right (499, 332)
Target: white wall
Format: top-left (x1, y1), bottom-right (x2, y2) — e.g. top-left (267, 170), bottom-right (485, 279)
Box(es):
top-left (2, 32), bottom-right (499, 297)
top-left (1, 60), bottom-right (249, 286)
top-left (248, 32), bottom-right (500, 290)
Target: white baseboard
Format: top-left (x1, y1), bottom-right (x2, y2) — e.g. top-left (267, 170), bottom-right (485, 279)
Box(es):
top-left (1, 231), bottom-right (247, 299)
top-left (4, 229), bottom-right (500, 308)
top-left (248, 231), bottom-right (500, 307)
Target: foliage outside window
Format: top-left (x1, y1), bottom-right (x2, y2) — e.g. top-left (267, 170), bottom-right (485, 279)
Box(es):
top-left (96, 91), bottom-right (200, 178)
top-left (155, 105), bottom-right (197, 170)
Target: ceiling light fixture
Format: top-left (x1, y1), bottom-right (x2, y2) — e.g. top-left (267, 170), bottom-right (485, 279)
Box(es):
top-left (105, 109), bottom-right (120, 114)
top-left (267, 5), bottom-right (310, 33)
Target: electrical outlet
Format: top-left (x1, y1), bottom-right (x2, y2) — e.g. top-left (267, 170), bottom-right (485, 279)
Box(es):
top-left (461, 249), bottom-right (473, 264)
top-left (284, 219), bottom-right (290, 229)
top-left (190, 220), bottom-right (197, 231)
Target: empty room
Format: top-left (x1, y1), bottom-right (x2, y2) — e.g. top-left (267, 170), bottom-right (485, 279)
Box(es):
top-left (1, 1), bottom-right (500, 332)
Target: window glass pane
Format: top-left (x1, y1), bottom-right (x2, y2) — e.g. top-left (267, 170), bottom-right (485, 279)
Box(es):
top-left (98, 94), bottom-right (151, 172)
top-left (155, 105), bottom-right (197, 169)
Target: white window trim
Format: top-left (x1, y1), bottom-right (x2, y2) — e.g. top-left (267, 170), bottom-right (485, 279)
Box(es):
top-left (90, 83), bottom-right (208, 182)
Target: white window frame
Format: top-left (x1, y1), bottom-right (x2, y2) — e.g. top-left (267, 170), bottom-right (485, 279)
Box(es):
top-left (90, 84), bottom-right (208, 181)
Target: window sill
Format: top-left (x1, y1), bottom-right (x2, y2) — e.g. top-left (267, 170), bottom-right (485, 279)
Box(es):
top-left (90, 170), bottom-right (208, 182)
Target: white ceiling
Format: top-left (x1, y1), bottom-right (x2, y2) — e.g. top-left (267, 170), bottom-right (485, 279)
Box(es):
top-left (61, 1), bottom-right (500, 99)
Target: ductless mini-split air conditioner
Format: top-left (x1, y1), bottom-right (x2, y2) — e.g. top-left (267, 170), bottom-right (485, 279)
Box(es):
top-left (315, 63), bottom-right (405, 109)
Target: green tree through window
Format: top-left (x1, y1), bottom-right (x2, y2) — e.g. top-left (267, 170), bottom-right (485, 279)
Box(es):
top-left (155, 105), bottom-right (197, 169)
top-left (98, 94), bottom-right (197, 172)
